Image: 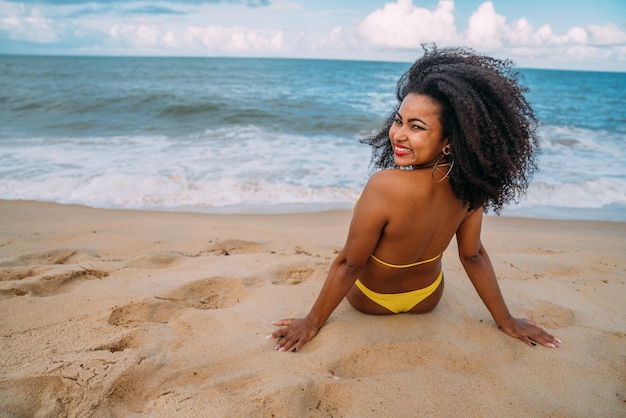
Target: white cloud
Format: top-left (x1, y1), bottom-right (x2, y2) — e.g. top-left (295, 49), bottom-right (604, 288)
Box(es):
top-left (357, 1), bottom-right (626, 70)
top-left (465, 1), bottom-right (505, 49)
top-left (0, 1), bottom-right (60, 43)
top-left (227, 28), bottom-right (283, 52)
top-left (358, 0), bottom-right (457, 49)
top-left (567, 27), bottom-right (588, 44)
top-left (462, 1), bottom-right (626, 67)
top-left (588, 23), bottom-right (626, 45)
top-left (456, 1), bottom-right (600, 49)
top-left (0, 0), bottom-right (625, 70)
top-left (162, 30), bottom-right (177, 47)
top-left (176, 24), bottom-right (282, 53)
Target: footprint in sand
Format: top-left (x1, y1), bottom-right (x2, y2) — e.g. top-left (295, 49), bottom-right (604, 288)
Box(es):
top-left (108, 300), bottom-right (182, 326)
top-left (108, 277), bottom-right (248, 326)
top-left (27, 268), bottom-right (109, 297)
top-left (329, 342), bottom-right (426, 380)
top-left (0, 267), bottom-right (109, 299)
top-left (0, 249), bottom-right (89, 281)
top-left (125, 252), bottom-right (182, 269)
top-left (13, 249), bottom-right (88, 265)
top-left (92, 331), bottom-right (143, 353)
top-left (0, 375), bottom-right (82, 417)
top-left (0, 249), bottom-right (109, 299)
top-left (159, 277), bottom-right (248, 310)
top-left (207, 239), bottom-right (264, 256)
top-left (272, 266), bottom-right (317, 285)
top-left (0, 266), bottom-right (39, 281)
top-left (0, 288), bottom-right (29, 300)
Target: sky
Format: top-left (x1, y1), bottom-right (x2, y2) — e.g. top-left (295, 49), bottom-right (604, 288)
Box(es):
top-left (1, 0), bottom-right (625, 71)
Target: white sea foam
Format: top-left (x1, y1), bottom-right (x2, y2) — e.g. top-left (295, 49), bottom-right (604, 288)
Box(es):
top-left (520, 179), bottom-right (626, 208)
top-left (1, 123), bottom-right (625, 220)
top-left (0, 172), bottom-right (361, 212)
top-left (0, 126), bottom-right (369, 212)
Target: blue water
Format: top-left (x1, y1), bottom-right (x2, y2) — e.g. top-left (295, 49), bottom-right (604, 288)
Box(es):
top-left (0, 55), bottom-right (625, 221)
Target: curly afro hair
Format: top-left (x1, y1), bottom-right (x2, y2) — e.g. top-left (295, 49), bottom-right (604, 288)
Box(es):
top-left (362, 44), bottom-right (540, 213)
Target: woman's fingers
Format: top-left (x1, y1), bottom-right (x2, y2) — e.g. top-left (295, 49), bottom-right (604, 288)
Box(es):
top-left (275, 334), bottom-right (298, 352)
top-left (524, 336), bottom-right (537, 347)
top-left (502, 317), bottom-right (561, 348)
top-left (265, 319), bottom-right (295, 339)
top-left (267, 318), bottom-right (319, 352)
top-left (528, 331), bottom-right (561, 348)
top-left (265, 319), bottom-right (299, 351)
top-left (271, 318), bottom-right (295, 326)
top-left (533, 331), bottom-right (561, 348)
top-left (271, 327), bottom-right (303, 352)
top-left (525, 321), bottom-right (561, 348)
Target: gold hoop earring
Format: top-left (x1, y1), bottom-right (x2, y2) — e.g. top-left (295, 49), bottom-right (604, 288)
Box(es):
top-left (432, 152), bottom-right (454, 182)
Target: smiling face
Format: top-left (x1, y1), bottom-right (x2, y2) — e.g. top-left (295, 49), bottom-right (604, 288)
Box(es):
top-left (388, 93), bottom-right (448, 168)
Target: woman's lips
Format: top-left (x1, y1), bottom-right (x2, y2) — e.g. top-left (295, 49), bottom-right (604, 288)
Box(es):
top-left (393, 145), bottom-right (412, 156)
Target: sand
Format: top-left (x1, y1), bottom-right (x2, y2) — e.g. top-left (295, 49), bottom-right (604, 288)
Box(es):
top-left (0, 200), bottom-right (624, 417)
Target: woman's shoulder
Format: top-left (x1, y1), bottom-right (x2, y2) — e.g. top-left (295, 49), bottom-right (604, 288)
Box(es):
top-left (365, 169), bottom-right (404, 193)
top-left (368, 168), bottom-right (411, 182)
top-left (367, 168), bottom-right (426, 191)
top-left (360, 169), bottom-right (428, 207)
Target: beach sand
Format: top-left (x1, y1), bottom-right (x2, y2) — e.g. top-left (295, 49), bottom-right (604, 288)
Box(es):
top-left (0, 200), bottom-right (624, 417)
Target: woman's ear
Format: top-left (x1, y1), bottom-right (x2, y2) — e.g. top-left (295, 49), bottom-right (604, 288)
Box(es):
top-left (442, 141), bottom-right (451, 155)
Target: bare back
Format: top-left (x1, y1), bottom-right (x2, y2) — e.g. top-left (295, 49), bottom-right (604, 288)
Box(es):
top-left (346, 168), bottom-right (469, 294)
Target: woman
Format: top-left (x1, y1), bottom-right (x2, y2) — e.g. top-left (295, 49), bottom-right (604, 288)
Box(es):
top-left (268, 45), bottom-right (561, 352)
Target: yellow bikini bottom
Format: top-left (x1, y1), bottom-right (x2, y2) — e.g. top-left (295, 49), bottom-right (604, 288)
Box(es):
top-left (354, 270), bottom-right (443, 313)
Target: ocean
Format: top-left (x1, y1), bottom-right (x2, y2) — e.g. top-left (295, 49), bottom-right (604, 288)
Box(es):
top-left (0, 55), bottom-right (625, 221)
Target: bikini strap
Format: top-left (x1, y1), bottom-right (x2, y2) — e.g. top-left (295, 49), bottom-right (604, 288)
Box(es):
top-left (370, 253), bottom-right (441, 269)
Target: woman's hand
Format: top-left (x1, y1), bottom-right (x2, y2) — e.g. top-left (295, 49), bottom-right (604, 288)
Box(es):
top-left (498, 317), bottom-right (561, 348)
top-left (266, 317), bottom-right (320, 352)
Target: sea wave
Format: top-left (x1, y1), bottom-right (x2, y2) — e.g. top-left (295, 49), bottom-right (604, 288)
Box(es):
top-left (522, 179), bottom-right (626, 209)
top-left (0, 172), bottom-right (361, 212)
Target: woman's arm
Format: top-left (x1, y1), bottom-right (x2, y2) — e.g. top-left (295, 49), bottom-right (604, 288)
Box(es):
top-left (456, 209), bottom-right (561, 348)
top-left (268, 172), bottom-right (393, 352)
top-left (268, 251), bottom-right (362, 352)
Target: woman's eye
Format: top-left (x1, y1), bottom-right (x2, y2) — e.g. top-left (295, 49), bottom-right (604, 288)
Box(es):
top-left (393, 118), bottom-right (402, 125)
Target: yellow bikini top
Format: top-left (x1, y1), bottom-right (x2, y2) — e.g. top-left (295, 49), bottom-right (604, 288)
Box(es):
top-left (370, 253), bottom-right (441, 269)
